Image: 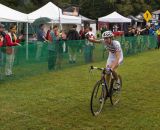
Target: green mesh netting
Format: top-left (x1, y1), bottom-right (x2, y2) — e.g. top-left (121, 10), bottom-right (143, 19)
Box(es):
top-left (0, 35), bottom-right (158, 80)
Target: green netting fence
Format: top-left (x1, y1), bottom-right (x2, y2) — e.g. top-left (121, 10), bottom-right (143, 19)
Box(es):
top-left (0, 35), bottom-right (158, 81)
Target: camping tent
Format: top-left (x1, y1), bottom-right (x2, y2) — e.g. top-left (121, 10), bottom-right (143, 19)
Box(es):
top-left (0, 3), bottom-right (27, 22)
top-left (98, 11), bottom-right (131, 23)
top-left (28, 2), bottom-right (81, 24)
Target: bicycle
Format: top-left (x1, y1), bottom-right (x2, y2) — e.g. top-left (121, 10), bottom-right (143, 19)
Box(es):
top-left (89, 66), bottom-right (122, 116)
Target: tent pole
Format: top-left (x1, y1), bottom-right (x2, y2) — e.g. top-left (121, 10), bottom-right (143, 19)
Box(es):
top-left (58, 8), bottom-right (62, 30)
top-left (52, 20), bottom-right (53, 28)
top-left (26, 22), bottom-right (29, 60)
top-left (16, 22), bottom-right (19, 34)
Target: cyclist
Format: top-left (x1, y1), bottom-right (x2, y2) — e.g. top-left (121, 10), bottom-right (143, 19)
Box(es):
top-left (88, 31), bottom-right (123, 88)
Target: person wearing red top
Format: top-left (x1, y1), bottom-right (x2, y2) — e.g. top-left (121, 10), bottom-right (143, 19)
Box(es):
top-left (0, 35), bottom-right (3, 47)
top-left (0, 23), bottom-right (5, 80)
top-left (5, 24), bottom-right (22, 76)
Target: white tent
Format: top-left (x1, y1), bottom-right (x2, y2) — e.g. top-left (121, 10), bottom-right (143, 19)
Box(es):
top-left (28, 2), bottom-right (81, 24)
top-left (79, 15), bottom-right (96, 23)
top-left (98, 11), bottom-right (131, 23)
top-left (0, 3), bottom-right (28, 22)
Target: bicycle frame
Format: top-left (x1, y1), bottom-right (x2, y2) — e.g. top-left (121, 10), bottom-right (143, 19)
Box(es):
top-left (101, 69), bottom-right (111, 98)
top-left (90, 65), bottom-right (122, 116)
top-left (90, 66), bottom-right (113, 98)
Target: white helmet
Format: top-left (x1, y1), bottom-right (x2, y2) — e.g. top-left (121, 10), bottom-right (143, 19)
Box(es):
top-left (102, 31), bottom-right (114, 38)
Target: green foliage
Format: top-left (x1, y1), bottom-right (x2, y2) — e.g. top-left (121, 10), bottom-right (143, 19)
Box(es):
top-left (0, 0), bottom-right (159, 18)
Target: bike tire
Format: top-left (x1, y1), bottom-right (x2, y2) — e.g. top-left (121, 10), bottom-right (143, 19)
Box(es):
top-left (90, 80), bottom-right (106, 116)
top-left (110, 75), bottom-right (122, 105)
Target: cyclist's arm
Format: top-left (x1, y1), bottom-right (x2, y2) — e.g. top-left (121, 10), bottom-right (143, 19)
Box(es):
top-left (111, 51), bottom-right (120, 71)
top-left (88, 38), bottom-right (101, 44)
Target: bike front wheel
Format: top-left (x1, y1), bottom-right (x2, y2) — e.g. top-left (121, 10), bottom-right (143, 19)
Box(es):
top-left (90, 80), bottom-right (106, 116)
top-left (110, 75), bottom-right (122, 105)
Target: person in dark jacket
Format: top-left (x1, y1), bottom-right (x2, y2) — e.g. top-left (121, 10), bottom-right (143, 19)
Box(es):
top-left (67, 24), bottom-right (79, 63)
top-left (36, 24), bottom-right (47, 61)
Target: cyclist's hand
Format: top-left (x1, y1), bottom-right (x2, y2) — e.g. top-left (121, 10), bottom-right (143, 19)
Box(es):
top-left (106, 67), bottom-right (112, 74)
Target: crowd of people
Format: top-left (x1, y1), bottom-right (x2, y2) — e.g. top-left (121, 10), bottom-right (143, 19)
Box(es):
top-left (125, 24), bottom-right (160, 49)
top-left (0, 23), bottom-right (97, 80)
top-left (35, 24), bottom-right (96, 71)
top-left (0, 22), bottom-right (159, 81)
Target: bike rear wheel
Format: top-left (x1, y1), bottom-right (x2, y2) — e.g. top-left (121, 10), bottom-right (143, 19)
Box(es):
top-left (110, 75), bottom-right (122, 105)
top-left (90, 80), bottom-right (106, 116)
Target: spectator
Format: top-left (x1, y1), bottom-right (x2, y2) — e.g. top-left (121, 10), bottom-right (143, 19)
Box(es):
top-left (84, 27), bottom-right (96, 63)
top-left (124, 26), bottom-right (136, 54)
top-left (156, 27), bottom-right (160, 49)
top-left (78, 26), bottom-right (85, 53)
top-left (0, 23), bottom-right (5, 80)
top-left (46, 26), bottom-right (52, 40)
top-left (149, 24), bottom-right (155, 35)
top-left (125, 25), bottom-right (135, 37)
top-left (5, 24), bottom-right (22, 76)
top-left (100, 24), bottom-right (108, 35)
top-left (56, 30), bottom-right (66, 69)
top-left (141, 25), bottom-right (150, 49)
top-left (36, 24), bottom-right (47, 61)
top-left (67, 24), bottom-right (79, 64)
top-left (79, 26), bottom-right (85, 40)
top-left (113, 24), bottom-right (119, 32)
top-left (48, 25), bottom-right (59, 70)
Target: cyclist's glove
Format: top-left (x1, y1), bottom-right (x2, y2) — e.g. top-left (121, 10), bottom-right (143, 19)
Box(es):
top-left (106, 67), bottom-right (112, 75)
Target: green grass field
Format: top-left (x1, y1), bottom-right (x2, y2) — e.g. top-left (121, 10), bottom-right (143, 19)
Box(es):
top-left (0, 50), bottom-right (160, 130)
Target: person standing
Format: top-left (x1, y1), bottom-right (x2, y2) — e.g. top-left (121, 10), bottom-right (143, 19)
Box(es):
top-left (36, 24), bottom-right (47, 61)
top-left (48, 25), bottom-right (59, 70)
top-left (67, 24), bottom-right (79, 64)
top-left (5, 24), bottom-right (22, 76)
top-left (0, 23), bottom-right (6, 80)
top-left (84, 27), bottom-right (96, 63)
top-left (141, 25), bottom-right (150, 49)
top-left (56, 30), bottom-right (66, 69)
top-left (156, 27), bottom-right (160, 49)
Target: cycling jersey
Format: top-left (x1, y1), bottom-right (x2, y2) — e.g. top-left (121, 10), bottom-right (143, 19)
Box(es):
top-left (101, 40), bottom-right (123, 67)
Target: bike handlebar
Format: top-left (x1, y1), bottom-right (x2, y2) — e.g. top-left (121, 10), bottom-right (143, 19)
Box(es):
top-left (90, 66), bottom-right (105, 71)
top-left (90, 66), bottom-right (112, 73)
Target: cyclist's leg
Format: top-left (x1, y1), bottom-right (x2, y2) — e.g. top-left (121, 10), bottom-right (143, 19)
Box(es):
top-left (105, 68), bottom-right (111, 86)
top-left (105, 59), bottom-right (113, 86)
top-left (106, 58), bottom-right (123, 81)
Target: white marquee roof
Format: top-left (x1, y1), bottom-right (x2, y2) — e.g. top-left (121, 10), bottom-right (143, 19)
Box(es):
top-left (28, 2), bottom-right (81, 24)
top-left (98, 11), bottom-right (131, 23)
top-left (0, 3), bottom-right (28, 22)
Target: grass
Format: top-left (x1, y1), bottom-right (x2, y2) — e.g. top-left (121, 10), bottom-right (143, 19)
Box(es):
top-left (0, 50), bottom-right (160, 130)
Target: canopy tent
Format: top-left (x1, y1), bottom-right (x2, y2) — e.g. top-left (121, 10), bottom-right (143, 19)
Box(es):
top-left (152, 10), bottom-right (160, 15)
top-left (28, 2), bottom-right (81, 24)
top-left (0, 3), bottom-right (27, 22)
top-left (98, 11), bottom-right (131, 23)
top-left (0, 18), bottom-right (16, 22)
top-left (135, 13), bottom-right (144, 21)
top-left (128, 15), bottom-right (143, 22)
top-left (79, 15), bottom-right (96, 24)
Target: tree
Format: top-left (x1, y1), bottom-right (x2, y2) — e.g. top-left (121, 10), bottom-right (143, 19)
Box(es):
top-left (0, 0), bottom-right (159, 18)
